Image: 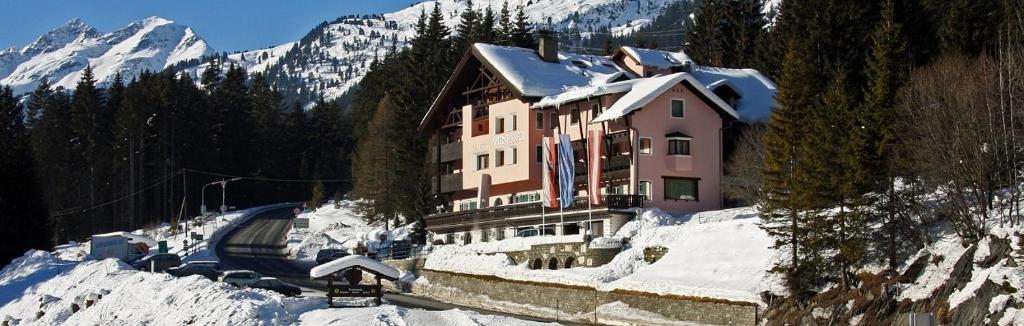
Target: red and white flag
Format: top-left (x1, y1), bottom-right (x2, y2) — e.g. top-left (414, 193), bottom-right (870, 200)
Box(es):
top-left (541, 136), bottom-right (559, 208)
top-left (587, 130), bottom-right (604, 205)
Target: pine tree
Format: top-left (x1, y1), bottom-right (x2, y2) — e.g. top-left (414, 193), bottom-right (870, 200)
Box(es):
top-left (70, 66), bottom-right (106, 234)
top-left (310, 179), bottom-right (325, 209)
top-left (687, 0), bottom-right (726, 66)
top-left (759, 41), bottom-right (818, 296)
top-left (354, 94), bottom-right (402, 228)
top-left (510, 6), bottom-right (535, 48)
top-left (498, 1), bottom-right (513, 44)
top-left (0, 86), bottom-right (52, 264)
top-left (454, 0), bottom-right (481, 55)
top-left (481, 6), bottom-right (497, 43)
top-left (863, 0), bottom-right (908, 270)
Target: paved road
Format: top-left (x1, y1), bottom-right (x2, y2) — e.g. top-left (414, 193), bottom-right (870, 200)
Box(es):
top-left (214, 206), bottom-right (570, 324)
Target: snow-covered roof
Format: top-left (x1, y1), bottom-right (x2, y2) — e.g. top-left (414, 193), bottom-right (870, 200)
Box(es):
top-left (592, 72), bottom-right (740, 123)
top-left (474, 43), bottom-right (629, 97)
top-left (309, 255), bottom-right (400, 280)
top-left (691, 66), bottom-right (777, 122)
top-left (92, 231), bottom-right (158, 247)
top-left (619, 46), bottom-right (692, 69)
top-left (530, 78), bottom-right (640, 109)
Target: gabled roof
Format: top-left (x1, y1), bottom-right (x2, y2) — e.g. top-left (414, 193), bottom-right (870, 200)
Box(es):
top-left (691, 66), bottom-right (777, 122)
top-left (615, 46), bottom-right (693, 70)
top-left (592, 72), bottom-right (740, 123)
top-left (419, 43), bottom-right (632, 131)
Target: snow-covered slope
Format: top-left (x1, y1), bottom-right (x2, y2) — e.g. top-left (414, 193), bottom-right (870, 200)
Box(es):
top-left (183, 0), bottom-right (686, 104)
top-left (0, 17), bottom-right (214, 94)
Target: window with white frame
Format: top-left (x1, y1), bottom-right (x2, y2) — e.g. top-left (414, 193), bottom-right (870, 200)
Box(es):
top-left (639, 181), bottom-right (652, 201)
top-left (535, 112), bottom-right (543, 130)
top-left (476, 154), bottom-right (489, 170)
top-left (639, 138), bottom-right (653, 155)
top-left (664, 177), bottom-right (698, 201)
top-left (495, 150), bottom-right (505, 167)
top-left (496, 117), bottom-right (505, 133)
top-left (570, 108), bottom-right (580, 125)
top-left (511, 115), bottom-right (517, 131)
top-left (671, 99), bottom-right (685, 118)
top-left (512, 147), bottom-right (518, 164)
top-left (590, 103), bottom-right (601, 121)
top-left (668, 139), bottom-right (690, 155)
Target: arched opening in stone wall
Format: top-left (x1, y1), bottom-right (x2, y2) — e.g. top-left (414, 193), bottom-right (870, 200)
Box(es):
top-left (531, 258), bottom-right (542, 270)
top-left (548, 257), bottom-right (558, 270)
top-left (564, 257), bottom-right (575, 269)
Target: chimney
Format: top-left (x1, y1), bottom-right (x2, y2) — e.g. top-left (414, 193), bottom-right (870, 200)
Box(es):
top-left (537, 30), bottom-right (559, 63)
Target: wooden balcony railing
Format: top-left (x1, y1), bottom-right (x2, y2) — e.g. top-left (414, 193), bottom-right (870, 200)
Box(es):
top-left (431, 142), bottom-right (462, 163)
top-left (430, 173), bottom-right (462, 194)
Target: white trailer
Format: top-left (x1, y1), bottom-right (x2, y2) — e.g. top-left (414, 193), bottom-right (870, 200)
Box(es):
top-left (90, 232), bottom-right (156, 261)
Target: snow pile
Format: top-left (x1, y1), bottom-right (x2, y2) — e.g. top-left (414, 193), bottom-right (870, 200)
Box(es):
top-left (0, 250), bottom-right (77, 306)
top-left (0, 250), bottom-right (549, 325)
top-left (607, 210), bottom-right (780, 302)
top-left (297, 305), bottom-right (552, 325)
top-left (897, 231), bottom-right (969, 301)
top-left (288, 200), bottom-right (412, 261)
top-left (423, 207), bottom-right (783, 303)
top-left (0, 256), bottom-right (323, 325)
top-left (691, 66), bottom-right (778, 122)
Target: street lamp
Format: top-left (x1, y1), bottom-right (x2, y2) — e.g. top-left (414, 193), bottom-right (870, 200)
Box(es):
top-left (201, 177), bottom-right (242, 226)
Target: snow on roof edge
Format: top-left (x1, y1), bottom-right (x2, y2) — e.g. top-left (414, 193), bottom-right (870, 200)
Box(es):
top-left (592, 73), bottom-right (739, 123)
top-left (309, 255), bottom-right (400, 279)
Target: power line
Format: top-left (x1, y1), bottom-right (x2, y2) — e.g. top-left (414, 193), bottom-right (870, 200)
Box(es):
top-left (51, 171), bottom-right (183, 218)
top-left (183, 168), bottom-right (352, 183)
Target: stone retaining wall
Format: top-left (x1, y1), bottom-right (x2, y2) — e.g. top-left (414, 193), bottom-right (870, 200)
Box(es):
top-left (505, 241), bottom-right (619, 269)
top-left (409, 269), bottom-right (759, 325)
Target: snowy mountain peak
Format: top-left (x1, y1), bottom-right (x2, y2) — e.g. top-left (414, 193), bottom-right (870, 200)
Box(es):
top-left (22, 18), bottom-right (99, 56)
top-left (0, 17), bottom-right (213, 94)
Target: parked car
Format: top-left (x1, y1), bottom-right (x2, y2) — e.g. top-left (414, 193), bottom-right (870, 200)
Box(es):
top-left (182, 260), bottom-right (221, 270)
top-left (167, 262), bottom-right (221, 280)
top-left (315, 248), bottom-right (350, 265)
top-left (131, 253), bottom-right (182, 272)
top-left (516, 227), bottom-right (556, 238)
top-left (248, 277), bottom-right (302, 297)
top-left (219, 270), bottom-right (262, 287)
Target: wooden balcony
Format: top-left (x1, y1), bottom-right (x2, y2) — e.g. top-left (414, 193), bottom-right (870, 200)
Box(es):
top-left (431, 142), bottom-right (463, 163)
top-left (425, 195), bottom-right (643, 232)
top-left (430, 173), bottom-right (463, 194)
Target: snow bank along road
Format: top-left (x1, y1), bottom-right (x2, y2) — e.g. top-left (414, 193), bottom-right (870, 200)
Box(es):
top-left (215, 206), bottom-right (565, 324)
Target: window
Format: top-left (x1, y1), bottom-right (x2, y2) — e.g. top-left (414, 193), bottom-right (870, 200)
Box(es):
top-left (496, 117), bottom-right (505, 134)
top-left (476, 154), bottom-right (489, 170)
top-left (512, 115), bottom-right (517, 131)
top-left (536, 145), bottom-right (543, 163)
top-left (469, 201), bottom-right (478, 210)
top-left (668, 139), bottom-right (690, 155)
top-left (550, 112), bottom-right (558, 130)
top-left (664, 177), bottom-right (698, 201)
top-left (671, 99), bottom-right (685, 118)
top-left (535, 112), bottom-right (544, 130)
top-left (590, 103), bottom-right (601, 121)
top-left (496, 150), bottom-right (505, 167)
top-left (639, 138), bottom-right (653, 155)
top-left (639, 181), bottom-right (652, 201)
top-left (512, 147), bottom-right (518, 164)
top-left (570, 108), bottom-right (580, 125)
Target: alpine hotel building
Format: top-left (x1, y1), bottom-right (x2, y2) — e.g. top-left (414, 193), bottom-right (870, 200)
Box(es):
top-left (419, 33), bottom-right (777, 245)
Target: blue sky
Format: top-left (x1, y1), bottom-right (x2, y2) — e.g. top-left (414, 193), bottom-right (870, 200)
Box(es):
top-left (0, 0), bottom-right (416, 52)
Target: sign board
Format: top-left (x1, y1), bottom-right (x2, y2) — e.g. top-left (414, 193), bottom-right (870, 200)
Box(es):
top-left (191, 232), bottom-right (204, 241)
top-left (327, 284), bottom-right (381, 298)
top-left (294, 218), bottom-right (310, 229)
top-left (158, 241), bottom-right (168, 253)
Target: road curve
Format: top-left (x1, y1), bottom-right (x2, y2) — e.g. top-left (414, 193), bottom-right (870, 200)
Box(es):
top-left (214, 206), bottom-right (569, 324)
